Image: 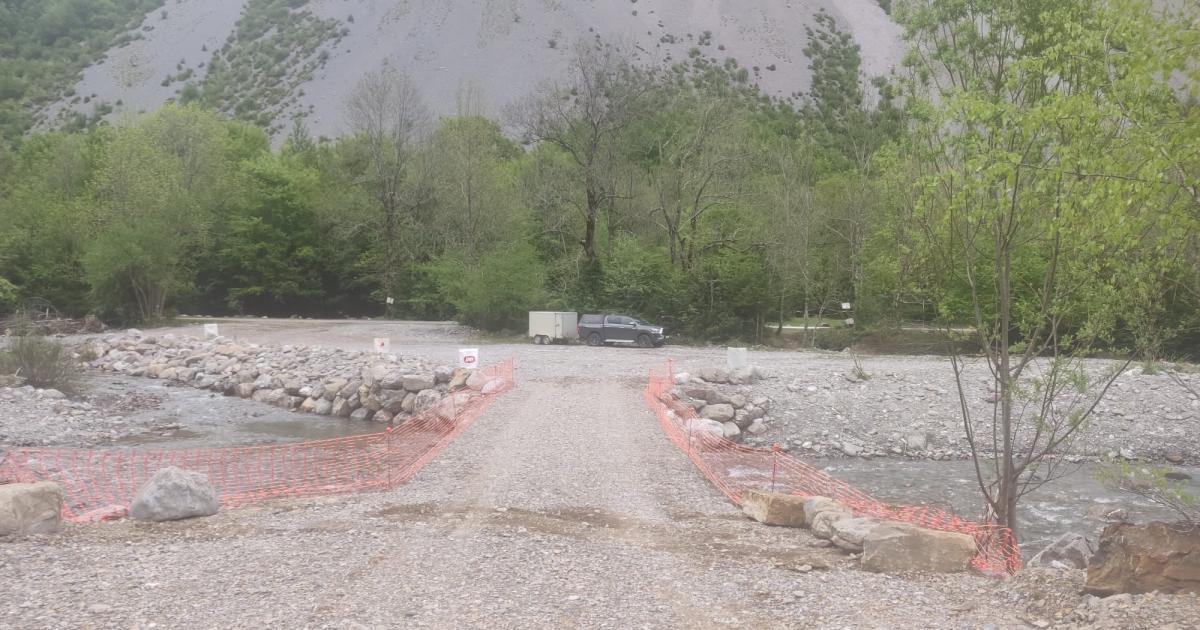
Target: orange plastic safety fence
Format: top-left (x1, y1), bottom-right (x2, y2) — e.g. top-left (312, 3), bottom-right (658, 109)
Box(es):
top-left (643, 361), bottom-right (1022, 576)
top-left (0, 359), bottom-right (516, 523)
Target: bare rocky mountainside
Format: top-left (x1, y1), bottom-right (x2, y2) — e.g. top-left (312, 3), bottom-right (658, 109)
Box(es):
top-left (42, 0), bottom-right (903, 138)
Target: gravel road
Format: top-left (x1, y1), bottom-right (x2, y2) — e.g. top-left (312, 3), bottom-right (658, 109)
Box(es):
top-left (4, 319), bottom-right (1198, 628)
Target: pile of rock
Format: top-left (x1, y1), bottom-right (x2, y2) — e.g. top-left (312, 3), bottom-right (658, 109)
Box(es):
top-left (740, 489), bottom-right (978, 574)
top-left (82, 331), bottom-right (484, 426)
top-left (671, 367), bottom-right (772, 442)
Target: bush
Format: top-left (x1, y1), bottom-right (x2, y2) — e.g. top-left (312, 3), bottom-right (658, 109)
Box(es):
top-left (0, 277), bottom-right (17, 316)
top-left (0, 334), bottom-right (80, 393)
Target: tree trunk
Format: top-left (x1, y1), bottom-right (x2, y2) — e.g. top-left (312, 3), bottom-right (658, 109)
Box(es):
top-left (996, 223), bottom-right (1018, 540)
top-left (583, 185), bottom-right (599, 260)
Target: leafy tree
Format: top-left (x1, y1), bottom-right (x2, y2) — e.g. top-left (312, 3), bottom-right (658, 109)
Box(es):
top-left (211, 154), bottom-right (324, 314)
top-left (344, 68), bottom-right (433, 316)
top-left (431, 243), bottom-right (548, 331)
top-left (84, 105), bottom-right (234, 321)
top-left (896, 0), bottom-right (1193, 539)
top-left (511, 42), bottom-right (649, 261)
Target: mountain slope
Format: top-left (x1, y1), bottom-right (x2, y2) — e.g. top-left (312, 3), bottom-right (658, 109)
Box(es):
top-left (42, 0), bottom-right (905, 139)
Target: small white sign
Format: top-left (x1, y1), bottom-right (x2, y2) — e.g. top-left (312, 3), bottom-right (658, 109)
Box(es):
top-left (458, 348), bottom-right (479, 369)
top-left (845, 318), bottom-right (855, 327)
top-left (841, 302), bottom-right (852, 310)
top-left (385, 297), bottom-right (395, 305)
top-left (373, 337), bottom-right (391, 353)
top-left (727, 347), bottom-right (748, 371)
top-left (203, 323), bottom-right (219, 338)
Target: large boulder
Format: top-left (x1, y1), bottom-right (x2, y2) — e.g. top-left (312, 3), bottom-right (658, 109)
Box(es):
top-left (730, 366), bottom-right (758, 385)
top-left (448, 369), bottom-right (471, 391)
top-left (1085, 521), bottom-right (1200, 595)
top-left (129, 467), bottom-right (219, 522)
top-left (402, 374), bottom-right (436, 392)
top-left (465, 370), bottom-right (490, 391)
top-left (413, 389), bottom-right (442, 413)
top-left (312, 398), bottom-right (333, 416)
top-left (811, 509), bottom-right (852, 540)
top-left (331, 396), bottom-right (353, 418)
top-left (1029, 533), bottom-right (1095, 570)
top-left (337, 380), bottom-right (363, 399)
top-left (323, 379), bottom-right (347, 401)
top-left (434, 366), bottom-right (454, 384)
top-left (697, 367), bottom-right (730, 384)
top-left (683, 386), bottom-right (724, 405)
top-left (701, 403), bottom-right (735, 423)
top-left (831, 517), bottom-right (881, 552)
top-left (377, 389), bottom-right (407, 414)
top-left (741, 490), bottom-right (809, 527)
top-left (0, 482), bottom-right (63, 536)
top-left (860, 523), bottom-right (977, 574)
top-left (692, 418), bottom-right (726, 437)
top-left (803, 496), bottom-right (848, 528)
top-left (349, 408), bottom-right (375, 422)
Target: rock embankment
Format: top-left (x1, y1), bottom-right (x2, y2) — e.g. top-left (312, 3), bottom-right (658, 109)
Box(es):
top-left (739, 489), bottom-right (978, 574)
top-left (83, 330), bottom-right (475, 426)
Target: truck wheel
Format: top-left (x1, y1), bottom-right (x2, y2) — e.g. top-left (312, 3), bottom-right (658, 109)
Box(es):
top-left (637, 334), bottom-right (652, 348)
top-left (587, 332), bottom-right (602, 347)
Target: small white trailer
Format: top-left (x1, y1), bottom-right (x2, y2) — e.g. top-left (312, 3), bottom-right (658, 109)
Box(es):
top-left (528, 311), bottom-right (578, 345)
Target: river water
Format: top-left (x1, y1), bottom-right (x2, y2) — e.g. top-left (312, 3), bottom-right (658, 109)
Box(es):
top-left (89, 373), bottom-right (381, 448)
top-left (815, 457), bottom-right (1199, 554)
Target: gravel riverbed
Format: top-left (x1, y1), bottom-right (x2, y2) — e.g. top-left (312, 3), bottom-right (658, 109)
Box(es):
top-left (2, 319), bottom-right (1197, 628)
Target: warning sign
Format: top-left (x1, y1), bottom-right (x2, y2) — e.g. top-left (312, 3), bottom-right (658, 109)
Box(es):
top-left (373, 337), bottom-right (391, 354)
top-left (458, 348), bottom-right (479, 369)
top-left (385, 297), bottom-right (395, 305)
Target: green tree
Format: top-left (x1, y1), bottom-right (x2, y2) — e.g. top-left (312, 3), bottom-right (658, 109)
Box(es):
top-left (212, 154), bottom-right (324, 314)
top-left (896, 0), bottom-right (1192, 539)
top-left (84, 105), bottom-right (234, 321)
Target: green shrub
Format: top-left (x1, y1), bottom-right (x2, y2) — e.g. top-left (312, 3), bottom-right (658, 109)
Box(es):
top-left (1, 334), bottom-right (80, 393)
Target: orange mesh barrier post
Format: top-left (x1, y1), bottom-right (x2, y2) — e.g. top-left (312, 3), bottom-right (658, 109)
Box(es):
top-left (643, 361), bottom-right (1022, 576)
top-left (4, 359), bottom-right (515, 523)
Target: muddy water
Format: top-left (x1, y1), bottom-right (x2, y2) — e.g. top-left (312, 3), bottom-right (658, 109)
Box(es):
top-left (814, 457), bottom-right (1199, 554)
top-left (89, 373), bottom-right (381, 448)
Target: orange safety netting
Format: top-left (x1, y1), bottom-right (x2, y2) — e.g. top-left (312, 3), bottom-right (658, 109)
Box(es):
top-left (0, 359), bottom-right (515, 523)
top-left (644, 361), bottom-right (1022, 576)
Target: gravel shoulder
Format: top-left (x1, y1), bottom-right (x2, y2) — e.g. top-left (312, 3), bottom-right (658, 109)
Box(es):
top-left (4, 320), bottom-right (1198, 628)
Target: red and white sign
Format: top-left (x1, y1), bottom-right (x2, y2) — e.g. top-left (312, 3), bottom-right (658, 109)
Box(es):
top-left (374, 337), bottom-right (391, 353)
top-left (458, 348), bottom-right (479, 369)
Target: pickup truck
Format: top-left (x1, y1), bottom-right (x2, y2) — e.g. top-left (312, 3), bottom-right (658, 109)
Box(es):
top-left (577, 314), bottom-right (666, 348)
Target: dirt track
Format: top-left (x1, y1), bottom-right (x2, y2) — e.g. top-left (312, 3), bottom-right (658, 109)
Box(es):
top-left (3, 319), bottom-right (1197, 628)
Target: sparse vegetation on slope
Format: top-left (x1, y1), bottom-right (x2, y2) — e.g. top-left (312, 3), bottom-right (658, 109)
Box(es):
top-left (197, 0), bottom-right (343, 134)
top-left (0, 0), bottom-right (165, 144)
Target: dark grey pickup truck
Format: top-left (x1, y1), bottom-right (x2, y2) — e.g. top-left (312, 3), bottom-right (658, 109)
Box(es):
top-left (577, 314), bottom-right (666, 348)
